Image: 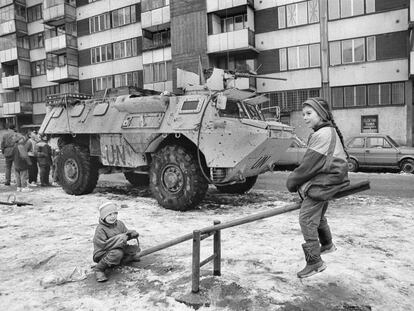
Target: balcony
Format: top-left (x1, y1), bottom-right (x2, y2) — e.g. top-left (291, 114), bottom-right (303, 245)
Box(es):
top-left (0, 19), bottom-right (27, 37)
top-left (0, 46), bottom-right (29, 64)
top-left (207, 28), bottom-right (257, 55)
top-left (0, 0), bottom-right (26, 8)
top-left (43, 1), bottom-right (76, 26)
top-left (141, 5), bottom-right (170, 32)
top-left (1, 74), bottom-right (31, 90)
top-left (2, 101), bottom-right (32, 115)
top-left (45, 34), bottom-right (77, 54)
top-left (46, 64), bottom-right (78, 82)
top-left (207, 0), bottom-right (254, 13)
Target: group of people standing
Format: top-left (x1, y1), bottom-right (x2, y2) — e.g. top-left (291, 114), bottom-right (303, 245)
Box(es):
top-left (1, 124), bottom-right (53, 192)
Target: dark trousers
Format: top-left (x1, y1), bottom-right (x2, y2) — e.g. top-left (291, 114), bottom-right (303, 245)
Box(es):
top-left (28, 156), bottom-right (38, 184)
top-left (39, 165), bottom-right (50, 186)
top-left (5, 157), bottom-right (13, 184)
top-left (299, 197), bottom-right (330, 243)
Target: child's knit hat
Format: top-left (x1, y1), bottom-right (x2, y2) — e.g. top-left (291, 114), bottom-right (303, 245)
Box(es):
top-left (303, 98), bottom-right (330, 121)
top-left (99, 202), bottom-right (118, 220)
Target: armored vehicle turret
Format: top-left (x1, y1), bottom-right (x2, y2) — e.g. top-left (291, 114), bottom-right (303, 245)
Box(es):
top-left (40, 69), bottom-right (294, 211)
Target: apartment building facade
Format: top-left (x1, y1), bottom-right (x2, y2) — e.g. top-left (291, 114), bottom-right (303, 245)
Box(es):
top-left (0, 0), bottom-right (413, 145)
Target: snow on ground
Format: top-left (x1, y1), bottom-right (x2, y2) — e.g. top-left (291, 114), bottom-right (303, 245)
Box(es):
top-left (0, 172), bottom-right (413, 311)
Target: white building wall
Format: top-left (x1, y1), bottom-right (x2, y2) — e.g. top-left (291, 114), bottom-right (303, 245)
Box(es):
top-left (257, 68), bottom-right (321, 92)
top-left (330, 59), bottom-right (408, 87)
top-left (77, 0), bottom-right (139, 20)
top-left (79, 56), bottom-right (142, 80)
top-left (290, 106), bottom-right (408, 145)
top-left (328, 9), bottom-right (408, 41)
top-left (142, 48), bottom-right (171, 64)
top-left (255, 24), bottom-right (320, 50)
top-left (77, 23), bottom-right (142, 50)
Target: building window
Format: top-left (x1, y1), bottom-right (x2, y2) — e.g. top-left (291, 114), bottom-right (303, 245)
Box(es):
top-left (341, 0), bottom-right (364, 18)
top-left (27, 4), bottom-right (42, 23)
top-left (331, 82), bottom-right (405, 108)
top-left (342, 38), bottom-right (365, 64)
top-left (29, 33), bottom-right (44, 49)
top-left (91, 43), bottom-right (113, 64)
top-left (141, 0), bottom-right (169, 13)
top-left (114, 71), bottom-right (139, 88)
top-left (89, 13), bottom-right (110, 33)
top-left (143, 61), bottom-right (172, 84)
top-left (32, 85), bottom-right (60, 103)
top-left (221, 14), bottom-right (247, 33)
top-left (112, 38), bottom-right (138, 60)
top-left (0, 4), bottom-right (26, 22)
top-left (280, 44), bottom-right (320, 71)
top-left (279, 48), bottom-right (287, 71)
top-left (328, 0), bottom-right (405, 20)
top-left (330, 32), bottom-right (406, 66)
top-left (264, 88), bottom-right (320, 112)
top-left (17, 36), bottom-right (29, 49)
top-left (31, 59), bottom-right (46, 76)
top-left (112, 5), bottom-right (136, 28)
top-left (93, 76), bottom-right (113, 92)
top-left (366, 36), bottom-right (376, 61)
top-left (278, 0), bottom-right (319, 29)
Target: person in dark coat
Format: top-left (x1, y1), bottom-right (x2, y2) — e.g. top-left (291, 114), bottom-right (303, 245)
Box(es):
top-left (13, 134), bottom-right (32, 192)
top-left (1, 124), bottom-right (17, 186)
top-left (93, 202), bottom-right (140, 282)
top-left (35, 135), bottom-right (52, 187)
top-left (25, 130), bottom-right (39, 186)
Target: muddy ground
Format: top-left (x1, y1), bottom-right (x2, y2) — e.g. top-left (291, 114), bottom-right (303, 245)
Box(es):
top-left (0, 172), bottom-right (413, 311)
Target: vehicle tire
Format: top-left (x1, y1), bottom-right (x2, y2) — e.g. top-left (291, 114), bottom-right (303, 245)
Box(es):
top-left (216, 176), bottom-right (258, 194)
top-left (400, 159), bottom-right (414, 174)
top-left (347, 158), bottom-right (359, 172)
top-left (124, 172), bottom-right (149, 187)
top-left (57, 144), bottom-right (99, 195)
top-left (150, 145), bottom-right (208, 211)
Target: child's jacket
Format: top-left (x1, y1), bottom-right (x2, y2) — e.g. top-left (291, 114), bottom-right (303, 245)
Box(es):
top-left (93, 219), bottom-right (128, 261)
top-left (36, 141), bottom-right (52, 167)
top-left (286, 123), bottom-right (349, 200)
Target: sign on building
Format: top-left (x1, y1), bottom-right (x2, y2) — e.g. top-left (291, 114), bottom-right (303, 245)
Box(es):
top-left (361, 115), bottom-right (378, 133)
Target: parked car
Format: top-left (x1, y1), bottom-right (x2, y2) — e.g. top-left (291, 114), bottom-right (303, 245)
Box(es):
top-left (346, 133), bottom-right (414, 173)
top-left (275, 136), bottom-right (307, 169)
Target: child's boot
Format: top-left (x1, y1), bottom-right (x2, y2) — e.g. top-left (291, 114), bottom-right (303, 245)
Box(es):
top-left (318, 226), bottom-right (336, 255)
top-left (94, 261), bottom-right (108, 282)
top-left (297, 242), bottom-right (326, 278)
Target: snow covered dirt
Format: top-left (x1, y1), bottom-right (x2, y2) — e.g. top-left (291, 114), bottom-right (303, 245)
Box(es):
top-left (0, 172), bottom-right (413, 311)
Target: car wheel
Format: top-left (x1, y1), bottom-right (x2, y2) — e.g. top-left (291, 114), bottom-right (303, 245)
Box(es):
top-left (400, 159), bottom-right (414, 174)
top-left (347, 158), bottom-right (359, 172)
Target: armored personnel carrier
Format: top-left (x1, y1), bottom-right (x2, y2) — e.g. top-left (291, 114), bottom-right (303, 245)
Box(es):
top-left (40, 69), bottom-right (294, 211)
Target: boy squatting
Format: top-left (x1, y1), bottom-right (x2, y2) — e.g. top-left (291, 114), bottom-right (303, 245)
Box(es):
top-left (93, 202), bottom-right (141, 282)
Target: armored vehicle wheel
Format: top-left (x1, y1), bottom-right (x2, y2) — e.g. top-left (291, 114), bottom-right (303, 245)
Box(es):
top-left (216, 176), bottom-right (258, 194)
top-left (124, 172), bottom-right (150, 186)
top-left (400, 159), bottom-right (414, 174)
top-left (57, 144), bottom-right (99, 195)
top-left (150, 145), bottom-right (208, 211)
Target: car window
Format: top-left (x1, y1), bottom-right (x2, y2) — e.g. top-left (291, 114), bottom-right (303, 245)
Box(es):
top-left (367, 137), bottom-right (391, 148)
top-left (386, 136), bottom-right (399, 147)
top-left (348, 137), bottom-right (365, 148)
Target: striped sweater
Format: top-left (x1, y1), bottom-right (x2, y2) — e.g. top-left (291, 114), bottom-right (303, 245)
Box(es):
top-left (287, 123), bottom-right (349, 200)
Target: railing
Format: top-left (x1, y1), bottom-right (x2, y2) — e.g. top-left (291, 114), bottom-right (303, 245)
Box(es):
top-left (137, 180), bottom-right (370, 293)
